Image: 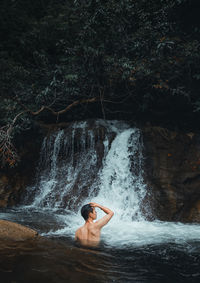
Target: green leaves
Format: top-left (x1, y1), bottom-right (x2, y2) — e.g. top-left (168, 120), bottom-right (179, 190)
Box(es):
top-left (1, 0), bottom-right (200, 134)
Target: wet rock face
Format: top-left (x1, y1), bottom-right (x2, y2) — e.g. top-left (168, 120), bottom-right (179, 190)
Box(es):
top-left (0, 157), bottom-right (40, 208)
top-left (0, 220), bottom-right (38, 240)
top-left (0, 127), bottom-right (43, 208)
top-left (142, 126), bottom-right (200, 222)
top-left (0, 174), bottom-right (24, 207)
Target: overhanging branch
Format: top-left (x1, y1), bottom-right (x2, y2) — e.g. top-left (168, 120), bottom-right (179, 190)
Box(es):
top-left (0, 96), bottom-right (100, 167)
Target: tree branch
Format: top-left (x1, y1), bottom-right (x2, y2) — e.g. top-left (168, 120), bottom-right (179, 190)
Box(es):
top-left (0, 96), bottom-right (100, 167)
top-left (31, 97), bottom-right (99, 116)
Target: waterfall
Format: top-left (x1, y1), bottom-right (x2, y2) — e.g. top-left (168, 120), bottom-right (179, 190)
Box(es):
top-left (20, 119), bottom-right (200, 247)
top-left (25, 120), bottom-right (147, 221)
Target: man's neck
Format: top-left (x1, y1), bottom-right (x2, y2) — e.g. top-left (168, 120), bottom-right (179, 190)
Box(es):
top-left (86, 218), bottom-right (94, 224)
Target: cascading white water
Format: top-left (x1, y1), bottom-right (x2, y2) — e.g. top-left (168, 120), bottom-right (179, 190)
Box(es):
top-left (22, 119), bottom-right (200, 247)
top-left (26, 120), bottom-right (146, 217)
top-left (90, 128), bottom-right (146, 221)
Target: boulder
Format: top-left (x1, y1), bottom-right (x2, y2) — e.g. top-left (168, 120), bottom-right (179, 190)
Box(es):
top-left (0, 220), bottom-right (38, 240)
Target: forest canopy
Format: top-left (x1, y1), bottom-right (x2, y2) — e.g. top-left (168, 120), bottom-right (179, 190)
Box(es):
top-left (0, 0), bottom-right (200, 166)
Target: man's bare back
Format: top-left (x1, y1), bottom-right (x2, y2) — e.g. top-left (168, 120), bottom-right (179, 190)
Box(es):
top-left (75, 202), bottom-right (114, 246)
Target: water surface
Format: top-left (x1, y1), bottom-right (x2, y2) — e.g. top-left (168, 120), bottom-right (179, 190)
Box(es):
top-left (1, 120), bottom-right (200, 282)
top-left (1, 208), bottom-right (200, 283)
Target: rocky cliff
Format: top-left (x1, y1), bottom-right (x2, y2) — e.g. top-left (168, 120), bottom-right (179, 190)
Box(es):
top-left (142, 126), bottom-right (200, 222)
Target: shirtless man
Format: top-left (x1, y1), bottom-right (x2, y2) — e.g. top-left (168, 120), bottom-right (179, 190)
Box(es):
top-left (75, 202), bottom-right (114, 246)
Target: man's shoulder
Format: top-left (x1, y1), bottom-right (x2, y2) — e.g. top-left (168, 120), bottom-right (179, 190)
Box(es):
top-left (76, 226), bottom-right (82, 232)
top-left (75, 225), bottom-right (85, 234)
top-left (90, 222), bottom-right (101, 231)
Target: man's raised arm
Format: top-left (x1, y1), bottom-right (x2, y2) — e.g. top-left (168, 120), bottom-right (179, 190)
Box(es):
top-left (90, 202), bottom-right (114, 228)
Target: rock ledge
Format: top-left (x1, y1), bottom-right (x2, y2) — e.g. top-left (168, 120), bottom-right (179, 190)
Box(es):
top-left (0, 220), bottom-right (38, 240)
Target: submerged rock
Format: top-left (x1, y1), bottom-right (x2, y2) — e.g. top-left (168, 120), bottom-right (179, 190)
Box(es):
top-left (0, 220), bottom-right (38, 240)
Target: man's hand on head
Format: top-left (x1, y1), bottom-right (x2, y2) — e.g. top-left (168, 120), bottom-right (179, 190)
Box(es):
top-left (90, 203), bottom-right (114, 216)
top-left (89, 202), bottom-right (100, 208)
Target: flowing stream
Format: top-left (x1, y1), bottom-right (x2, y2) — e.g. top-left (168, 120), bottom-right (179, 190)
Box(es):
top-left (1, 119), bottom-right (200, 282)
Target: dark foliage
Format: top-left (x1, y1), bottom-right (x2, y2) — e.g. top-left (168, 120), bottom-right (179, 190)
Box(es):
top-left (1, 0), bottom-right (200, 157)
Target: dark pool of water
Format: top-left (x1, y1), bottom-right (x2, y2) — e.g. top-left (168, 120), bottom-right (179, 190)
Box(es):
top-left (1, 208), bottom-right (200, 283)
top-left (0, 237), bottom-right (200, 283)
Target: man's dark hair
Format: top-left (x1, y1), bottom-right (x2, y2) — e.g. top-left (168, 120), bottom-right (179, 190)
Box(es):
top-left (81, 204), bottom-right (93, 220)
